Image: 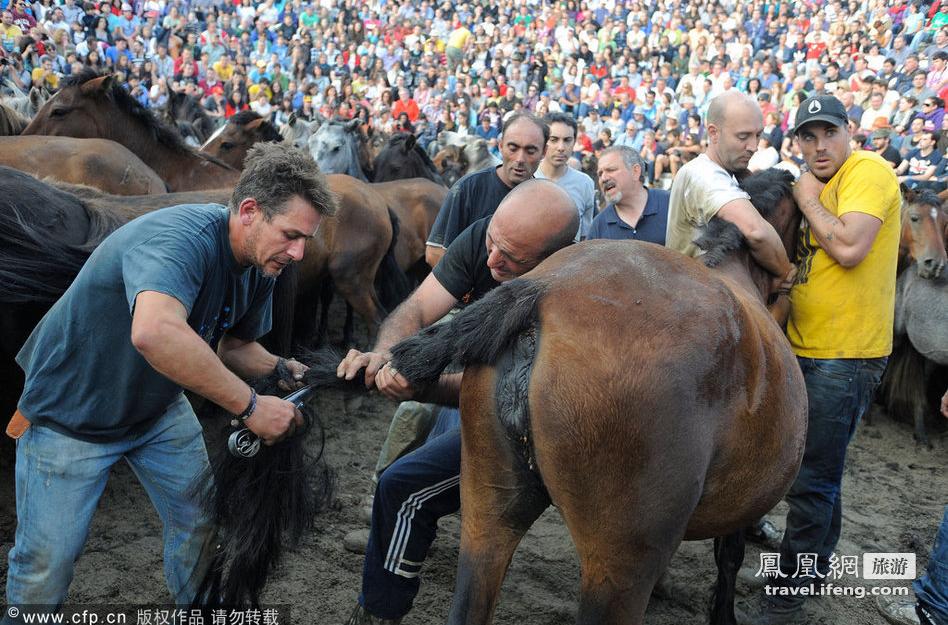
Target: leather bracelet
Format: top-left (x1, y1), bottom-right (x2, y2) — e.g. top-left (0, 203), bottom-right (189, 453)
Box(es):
top-left (234, 388), bottom-right (257, 423)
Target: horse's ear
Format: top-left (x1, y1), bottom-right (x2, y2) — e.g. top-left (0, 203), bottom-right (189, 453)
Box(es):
top-left (245, 117), bottom-right (266, 130)
top-left (287, 112), bottom-right (297, 127)
top-left (404, 133), bottom-right (417, 151)
top-left (80, 74), bottom-right (113, 96)
top-left (28, 87), bottom-right (44, 113)
top-left (900, 183), bottom-right (915, 203)
top-left (345, 118), bottom-right (361, 133)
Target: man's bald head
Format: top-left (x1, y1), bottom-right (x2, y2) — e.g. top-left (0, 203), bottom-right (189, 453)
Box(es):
top-left (706, 91), bottom-right (761, 128)
top-left (705, 91), bottom-right (764, 174)
top-left (485, 180), bottom-right (578, 281)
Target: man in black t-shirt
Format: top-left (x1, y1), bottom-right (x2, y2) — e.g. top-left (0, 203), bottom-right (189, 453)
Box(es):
top-left (337, 180), bottom-right (578, 625)
top-left (869, 129), bottom-right (903, 169)
top-left (425, 112), bottom-right (548, 267)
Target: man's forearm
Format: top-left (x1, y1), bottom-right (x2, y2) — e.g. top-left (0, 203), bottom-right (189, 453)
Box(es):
top-left (414, 372), bottom-right (463, 407)
top-left (373, 296), bottom-right (426, 356)
top-left (747, 226), bottom-right (793, 277)
top-left (218, 338), bottom-right (280, 380)
top-left (135, 319), bottom-right (251, 415)
top-left (798, 195), bottom-right (860, 258)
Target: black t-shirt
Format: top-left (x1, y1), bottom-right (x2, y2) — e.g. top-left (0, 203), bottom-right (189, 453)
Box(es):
top-left (880, 145), bottom-right (902, 168)
top-left (427, 167), bottom-right (513, 248)
top-left (431, 217), bottom-right (498, 305)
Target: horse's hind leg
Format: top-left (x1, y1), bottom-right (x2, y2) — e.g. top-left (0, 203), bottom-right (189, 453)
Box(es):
top-left (447, 367), bottom-right (550, 625)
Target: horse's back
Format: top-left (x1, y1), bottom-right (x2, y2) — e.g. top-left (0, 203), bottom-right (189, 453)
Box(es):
top-left (0, 135), bottom-right (166, 195)
top-left (514, 241), bottom-right (805, 538)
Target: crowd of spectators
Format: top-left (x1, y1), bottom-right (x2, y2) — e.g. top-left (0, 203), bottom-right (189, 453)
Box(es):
top-left (1, 0), bottom-right (947, 192)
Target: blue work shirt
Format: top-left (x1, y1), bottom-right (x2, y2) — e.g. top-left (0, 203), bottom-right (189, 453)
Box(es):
top-left (586, 188), bottom-right (670, 245)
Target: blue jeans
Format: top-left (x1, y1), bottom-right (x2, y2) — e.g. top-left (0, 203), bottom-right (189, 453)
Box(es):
top-left (775, 357), bottom-right (887, 601)
top-left (3, 394), bottom-right (215, 619)
top-left (916, 506), bottom-right (948, 625)
top-left (359, 407), bottom-right (461, 620)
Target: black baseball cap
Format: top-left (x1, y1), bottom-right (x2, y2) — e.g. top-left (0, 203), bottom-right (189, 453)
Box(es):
top-left (793, 95), bottom-right (848, 134)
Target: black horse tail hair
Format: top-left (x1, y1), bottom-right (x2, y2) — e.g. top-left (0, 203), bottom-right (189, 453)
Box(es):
top-left (0, 202), bottom-right (92, 303)
top-left (261, 263), bottom-right (299, 357)
top-left (194, 348), bottom-right (368, 608)
top-left (374, 207), bottom-right (413, 313)
top-left (390, 277), bottom-right (548, 388)
top-left (708, 530), bottom-right (746, 625)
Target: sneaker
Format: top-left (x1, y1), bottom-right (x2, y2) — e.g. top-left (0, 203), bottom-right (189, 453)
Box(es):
top-left (735, 595), bottom-right (807, 625)
top-left (344, 603), bottom-right (402, 625)
top-left (877, 596), bottom-right (921, 625)
top-left (745, 519), bottom-right (783, 550)
top-left (343, 528), bottom-right (370, 554)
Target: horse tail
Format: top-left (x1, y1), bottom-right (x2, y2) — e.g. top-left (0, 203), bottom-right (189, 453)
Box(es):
top-left (374, 207), bottom-right (413, 313)
top-left (708, 530), bottom-right (746, 625)
top-left (0, 203), bottom-right (92, 303)
top-left (261, 263), bottom-right (298, 356)
top-left (195, 348), bottom-right (367, 607)
top-left (390, 277), bottom-right (548, 387)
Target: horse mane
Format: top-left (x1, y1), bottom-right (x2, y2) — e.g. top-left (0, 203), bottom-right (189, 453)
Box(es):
top-left (63, 70), bottom-right (236, 169)
top-left (902, 188), bottom-right (943, 216)
top-left (0, 101), bottom-right (28, 135)
top-left (694, 168), bottom-right (796, 268)
top-left (0, 167), bottom-right (127, 303)
top-left (229, 110), bottom-right (283, 143)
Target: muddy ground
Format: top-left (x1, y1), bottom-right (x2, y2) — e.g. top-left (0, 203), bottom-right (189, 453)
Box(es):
top-left (1, 369), bottom-right (946, 625)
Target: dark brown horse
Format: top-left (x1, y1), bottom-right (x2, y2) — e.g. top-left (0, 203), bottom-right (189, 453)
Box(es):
top-left (0, 136), bottom-right (167, 195)
top-left (200, 110), bottom-right (283, 169)
top-left (880, 188), bottom-right (948, 445)
top-left (22, 70), bottom-right (241, 192)
top-left (383, 168), bottom-right (807, 625)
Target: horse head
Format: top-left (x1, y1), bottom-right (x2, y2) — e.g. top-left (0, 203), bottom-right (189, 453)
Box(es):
top-left (695, 168), bottom-right (800, 302)
top-left (373, 133), bottom-right (446, 185)
top-left (307, 120), bottom-right (368, 181)
top-left (202, 111), bottom-right (282, 169)
top-left (28, 85), bottom-right (49, 116)
top-left (900, 186), bottom-right (947, 280)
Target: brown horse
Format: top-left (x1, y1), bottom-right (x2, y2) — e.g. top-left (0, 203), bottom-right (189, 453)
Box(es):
top-left (386, 168), bottom-right (807, 625)
top-left (22, 70), bottom-right (241, 192)
top-left (198, 115), bottom-right (444, 285)
top-left (0, 136), bottom-right (167, 195)
top-left (880, 188), bottom-right (948, 445)
top-left (56, 175), bottom-right (408, 347)
top-left (200, 110), bottom-right (283, 169)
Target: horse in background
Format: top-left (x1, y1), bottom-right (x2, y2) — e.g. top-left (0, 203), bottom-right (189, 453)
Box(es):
top-left (382, 168), bottom-right (805, 625)
top-left (879, 188), bottom-right (948, 445)
top-left (430, 131), bottom-right (498, 180)
top-left (1, 80), bottom-right (49, 118)
top-left (201, 110), bottom-right (283, 169)
top-left (22, 70), bottom-right (241, 191)
top-left (0, 101), bottom-right (28, 135)
top-left (307, 118), bottom-right (373, 181)
top-left (161, 90), bottom-right (218, 146)
top-left (373, 133), bottom-right (446, 186)
top-left (0, 135), bottom-right (167, 195)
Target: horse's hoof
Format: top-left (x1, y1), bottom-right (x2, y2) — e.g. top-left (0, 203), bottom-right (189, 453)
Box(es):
top-left (875, 596), bottom-right (922, 625)
top-left (345, 603), bottom-right (402, 625)
top-left (343, 528), bottom-right (370, 554)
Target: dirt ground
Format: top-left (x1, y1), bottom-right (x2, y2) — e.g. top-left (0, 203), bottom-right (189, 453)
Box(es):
top-left (1, 376), bottom-right (946, 625)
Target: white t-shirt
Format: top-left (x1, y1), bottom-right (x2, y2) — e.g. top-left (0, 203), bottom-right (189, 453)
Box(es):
top-left (666, 153), bottom-right (750, 257)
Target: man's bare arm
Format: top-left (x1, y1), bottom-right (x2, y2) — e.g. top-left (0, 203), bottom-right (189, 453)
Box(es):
top-left (716, 197), bottom-right (795, 277)
top-left (793, 172), bottom-right (884, 268)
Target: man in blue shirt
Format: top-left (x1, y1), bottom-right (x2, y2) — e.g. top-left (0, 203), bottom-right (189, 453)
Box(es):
top-left (588, 146), bottom-right (670, 244)
top-left (2, 144), bottom-right (336, 619)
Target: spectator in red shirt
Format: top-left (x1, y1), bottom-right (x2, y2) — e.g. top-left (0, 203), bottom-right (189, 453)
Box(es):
top-left (392, 87), bottom-right (420, 122)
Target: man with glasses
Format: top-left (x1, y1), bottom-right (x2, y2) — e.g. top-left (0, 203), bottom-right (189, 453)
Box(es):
top-left (918, 97), bottom-right (946, 133)
top-left (9, 0), bottom-right (34, 32)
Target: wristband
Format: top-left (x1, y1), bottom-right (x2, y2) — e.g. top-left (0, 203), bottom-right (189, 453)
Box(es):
top-left (234, 388), bottom-right (257, 424)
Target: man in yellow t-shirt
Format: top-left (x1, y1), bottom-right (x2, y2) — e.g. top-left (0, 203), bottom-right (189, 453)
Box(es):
top-left (741, 95), bottom-right (900, 625)
top-left (444, 22), bottom-right (471, 72)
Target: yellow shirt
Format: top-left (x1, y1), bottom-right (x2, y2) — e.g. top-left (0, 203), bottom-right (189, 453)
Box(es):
top-left (447, 26), bottom-right (471, 50)
top-left (212, 59), bottom-right (234, 81)
top-left (787, 150), bottom-right (901, 359)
